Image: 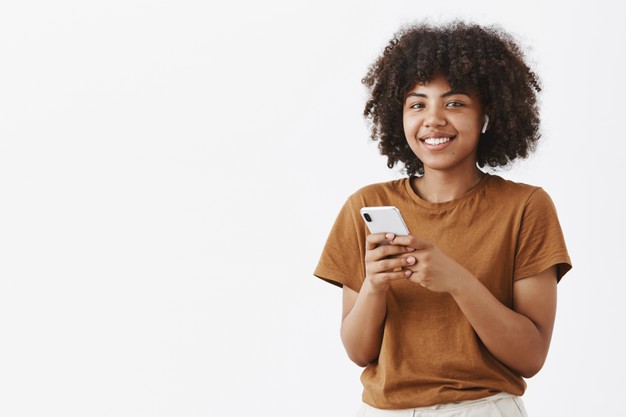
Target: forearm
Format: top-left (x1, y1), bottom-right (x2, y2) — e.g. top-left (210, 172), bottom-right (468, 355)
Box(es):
top-left (340, 280), bottom-right (388, 367)
top-left (450, 274), bottom-right (550, 378)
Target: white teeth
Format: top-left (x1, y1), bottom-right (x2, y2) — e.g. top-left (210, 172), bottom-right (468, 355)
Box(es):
top-left (424, 137), bottom-right (452, 145)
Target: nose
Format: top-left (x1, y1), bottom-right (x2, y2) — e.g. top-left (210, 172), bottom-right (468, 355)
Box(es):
top-left (423, 107), bottom-right (447, 128)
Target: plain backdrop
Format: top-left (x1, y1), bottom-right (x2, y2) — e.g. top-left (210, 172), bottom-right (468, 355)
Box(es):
top-left (1, 1), bottom-right (624, 416)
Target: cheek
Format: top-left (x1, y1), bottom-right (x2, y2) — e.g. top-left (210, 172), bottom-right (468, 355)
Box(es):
top-left (403, 125), bottom-right (421, 155)
top-left (402, 115), bottom-right (423, 156)
top-left (453, 115), bottom-right (481, 136)
top-left (402, 114), bottom-right (410, 136)
top-left (402, 113), bottom-right (419, 139)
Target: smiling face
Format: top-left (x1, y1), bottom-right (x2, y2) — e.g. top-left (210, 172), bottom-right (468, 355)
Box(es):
top-left (403, 74), bottom-right (485, 176)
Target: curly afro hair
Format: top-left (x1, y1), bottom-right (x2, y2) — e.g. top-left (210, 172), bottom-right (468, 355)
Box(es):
top-left (362, 21), bottom-right (542, 176)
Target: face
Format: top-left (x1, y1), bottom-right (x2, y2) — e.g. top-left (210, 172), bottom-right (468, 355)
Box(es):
top-left (402, 74), bottom-right (484, 176)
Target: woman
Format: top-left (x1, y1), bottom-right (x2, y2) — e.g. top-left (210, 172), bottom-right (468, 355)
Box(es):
top-left (314, 21), bottom-right (571, 416)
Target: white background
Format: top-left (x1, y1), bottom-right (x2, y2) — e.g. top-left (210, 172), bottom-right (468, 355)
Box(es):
top-left (0, 1), bottom-right (624, 416)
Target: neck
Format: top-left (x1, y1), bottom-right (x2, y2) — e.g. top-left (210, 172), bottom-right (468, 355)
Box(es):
top-left (413, 166), bottom-right (485, 203)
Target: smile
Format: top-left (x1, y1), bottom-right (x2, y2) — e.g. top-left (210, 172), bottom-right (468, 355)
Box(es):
top-left (419, 134), bottom-right (457, 148)
top-left (423, 137), bottom-right (452, 145)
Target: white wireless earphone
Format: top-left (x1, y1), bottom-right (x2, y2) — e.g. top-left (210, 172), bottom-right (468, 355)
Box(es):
top-left (481, 114), bottom-right (490, 134)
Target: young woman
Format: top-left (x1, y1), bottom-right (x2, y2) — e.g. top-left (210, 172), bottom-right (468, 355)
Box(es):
top-left (314, 22), bottom-right (571, 417)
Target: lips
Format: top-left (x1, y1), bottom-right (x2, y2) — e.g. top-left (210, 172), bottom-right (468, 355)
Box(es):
top-left (419, 133), bottom-right (456, 147)
top-left (424, 137), bottom-right (452, 145)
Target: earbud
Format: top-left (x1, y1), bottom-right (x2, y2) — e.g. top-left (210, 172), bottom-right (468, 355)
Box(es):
top-left (481, 114), bottom-right (490, 134)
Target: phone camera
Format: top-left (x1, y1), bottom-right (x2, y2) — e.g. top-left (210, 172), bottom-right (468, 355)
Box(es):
top-left (363, 213), bottom-right (372, 222)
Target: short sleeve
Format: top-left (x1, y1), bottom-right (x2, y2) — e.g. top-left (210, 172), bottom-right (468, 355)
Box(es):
top-left (313, 195), bottom-right (367, 292)
top-left (514, 188), bottom-right (572, 282)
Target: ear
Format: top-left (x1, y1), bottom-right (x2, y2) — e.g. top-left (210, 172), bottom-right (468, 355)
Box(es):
top-left (481, 114), bottom-right (490, 134)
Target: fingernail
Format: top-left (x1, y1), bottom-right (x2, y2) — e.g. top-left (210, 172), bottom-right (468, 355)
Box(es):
top-left (406, 247), bottom-right (415, 252)
top-left (386, 233), bottom-right (395, 240)
top-left (407, 257), bottom-right (415, 264)
top-left (405, 270), bottom-right (412, 276)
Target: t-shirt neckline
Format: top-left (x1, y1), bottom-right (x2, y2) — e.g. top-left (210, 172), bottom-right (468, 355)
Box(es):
top-left (403, 173), bottom-right (492, 210)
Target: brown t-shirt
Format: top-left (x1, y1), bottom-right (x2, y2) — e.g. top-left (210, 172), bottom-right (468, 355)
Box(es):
top-left (314, 174), bottom-right (572, 409)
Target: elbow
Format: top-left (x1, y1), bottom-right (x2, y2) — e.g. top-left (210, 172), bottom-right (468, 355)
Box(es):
top-left (516, 356), bottom-right (546, 379)
top-left (342, 335), bottom-right (375, 367)
top-left (352, 360), bottom-right (369, 368)
top-left (512, 335), bottom-right (551, 378)
top-left (347, 352), bottom-right (372, 368)
top-left (340, 328), bottom-right (378, 368)
top-left (347, 352), bottom-right (376, 368)
top-left (341, 335), bottom-right (375, 367)
top-left (519, 368), bottom-right (540, 379)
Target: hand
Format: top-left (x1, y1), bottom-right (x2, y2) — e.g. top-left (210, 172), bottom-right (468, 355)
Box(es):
top-left (364, 233), bottom-right (417, 292)
top-left (390, 235), bottom-right (473, 294)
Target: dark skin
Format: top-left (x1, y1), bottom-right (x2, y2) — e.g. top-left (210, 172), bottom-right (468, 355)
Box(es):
top-left (340, 76), bottom-right (557, 377)
top-left (362, 22), bottom-right (541, 177)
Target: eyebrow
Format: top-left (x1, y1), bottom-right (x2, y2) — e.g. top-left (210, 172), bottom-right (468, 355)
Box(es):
top-left (406, 89), bottom-right (469, 99)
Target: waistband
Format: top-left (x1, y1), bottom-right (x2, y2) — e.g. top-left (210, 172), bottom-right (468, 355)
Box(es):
top-left (361, 392), bottom-right (518, 415)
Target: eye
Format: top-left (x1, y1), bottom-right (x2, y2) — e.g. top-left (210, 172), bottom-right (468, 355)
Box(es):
top-left (446, 101), bottom-right (463, 108)
top-left (408, 102), bottom-right (425, 109)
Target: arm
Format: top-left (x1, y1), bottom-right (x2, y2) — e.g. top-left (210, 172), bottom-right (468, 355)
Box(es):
top-left (340, 282), bottom-right (386, 367)
top-left (392, 234), bottom-right (558, 378)
top-left (450, 266), bottom-right (557, 378)
top-left (340, 233), bottom-right (417, 367)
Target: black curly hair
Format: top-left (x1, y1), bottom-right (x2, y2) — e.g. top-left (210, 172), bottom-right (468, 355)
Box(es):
top-left (362, 21), bottom-right (542, 176)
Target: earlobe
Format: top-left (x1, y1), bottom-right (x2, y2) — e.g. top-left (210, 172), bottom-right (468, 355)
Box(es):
top-left (481, 114), bottom-right (490, 134)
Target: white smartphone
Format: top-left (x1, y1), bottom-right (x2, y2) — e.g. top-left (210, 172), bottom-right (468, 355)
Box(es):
top-left (360, 206), bottom-right (410, 236)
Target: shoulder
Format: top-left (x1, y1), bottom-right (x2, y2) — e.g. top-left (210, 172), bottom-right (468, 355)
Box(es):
top-left (483, 176), bottom-right (563, 234)
top-left (343, 179), bottom-right (409, 207)
top-left (483, 174), bottom-right (551, 205)
top-left (485, 174), bottom-right (539, 194)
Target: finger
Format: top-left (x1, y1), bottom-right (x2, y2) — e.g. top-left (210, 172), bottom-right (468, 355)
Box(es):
top-left (370, 242), bottom-right (415, 261)
top-left (391, 235), bottom-right (431, 251)
top-left (370, 256), bottom-right (417, 274)
top-left (390, 251), bottom-right (421, 260)
top-left (367, 244), bottom-right (414, 265)
top-left (365, 232), bottom-right (396, 251)
top-left (365, 240), bottom-right (415, 263)
top-left (373, 269), bottom-right (413, 283)
top-left (406, 270), bottom-right (427, 287)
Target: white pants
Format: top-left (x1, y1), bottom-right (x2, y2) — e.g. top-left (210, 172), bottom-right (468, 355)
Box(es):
top-left (356, 392), bottom-right (528, 417)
